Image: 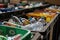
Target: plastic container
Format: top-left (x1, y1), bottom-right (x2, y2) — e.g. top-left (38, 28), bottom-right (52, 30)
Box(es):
top-left (0, 22), bottom-right (2, 25)
top-left (0, 8), bottom-right (13, 12)
top-left (0, 35), bottom-right (7, 40)
top-left (21, 22), bottom-right (44, 31)
top-left (0, 25), bottom-right (31, 40)
top-left (0, 4), bottom-right (5, 8)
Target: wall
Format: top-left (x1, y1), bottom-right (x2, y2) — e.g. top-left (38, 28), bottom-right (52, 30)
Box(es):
top-left (45, 0), bottom-right (60, 5)
top-left (0, 0), bottom-right (3, 3)
top-left (28, 0), bottom-right (60, 5)
top-left (0, 0), bottom-right (60, 5)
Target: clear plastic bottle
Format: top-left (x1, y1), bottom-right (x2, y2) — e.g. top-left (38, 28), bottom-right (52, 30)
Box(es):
top-left (29, 17), bottom-right (36, 23)
top-left (32, 22), bottom-right (44, 31)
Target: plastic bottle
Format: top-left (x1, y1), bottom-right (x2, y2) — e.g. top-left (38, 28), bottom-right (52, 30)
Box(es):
top-left (7, 34), bottom-right (21, 40)
top-left (15, 7), bottom-right (18, 10)
top-left (12, 16), bottom-right (22, 25)
top-left (38, 18), bottom-right (46, 26)
top-left (21, 24), bottom-right (33, 30)
top-left (2, 22), bottom-right (21, 28)
top-left (32, 22), bottom-right (44, 31)
top-left (29, 17), bottom-right (36, 23)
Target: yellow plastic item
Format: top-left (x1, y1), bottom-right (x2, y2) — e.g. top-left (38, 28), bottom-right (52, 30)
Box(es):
top-left (26, 12), bottom-right (44, 17)
top-left (46, 17), bottom-right (51, 23)
top-left (46, 13), bottom-right (54, 23)
top-left (23, 19), bottom-right (30, 25)
top-left (57, 10), bottom-right (60, 12)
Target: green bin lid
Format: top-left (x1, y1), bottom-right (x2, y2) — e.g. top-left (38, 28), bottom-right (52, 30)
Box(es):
top-left (0, 35), bottom-right (7, 40)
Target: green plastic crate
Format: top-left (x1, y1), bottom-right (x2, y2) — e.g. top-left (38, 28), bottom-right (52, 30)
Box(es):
top-left (0, 25), bottom-right (31, 40)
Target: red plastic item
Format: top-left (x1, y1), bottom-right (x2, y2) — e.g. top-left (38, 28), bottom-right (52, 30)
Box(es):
top-left (13, 34), bottom-right (21, 40)
top-left (0, 4), bottom-right (5, 8)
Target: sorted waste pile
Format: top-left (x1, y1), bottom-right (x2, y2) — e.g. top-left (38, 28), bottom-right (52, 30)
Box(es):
top-left (0, 2), bottom-right (43, 13)
top-left (0, 5), bottom-right (59, 40)
top-left (2, 7), bottom-right (57, 31)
